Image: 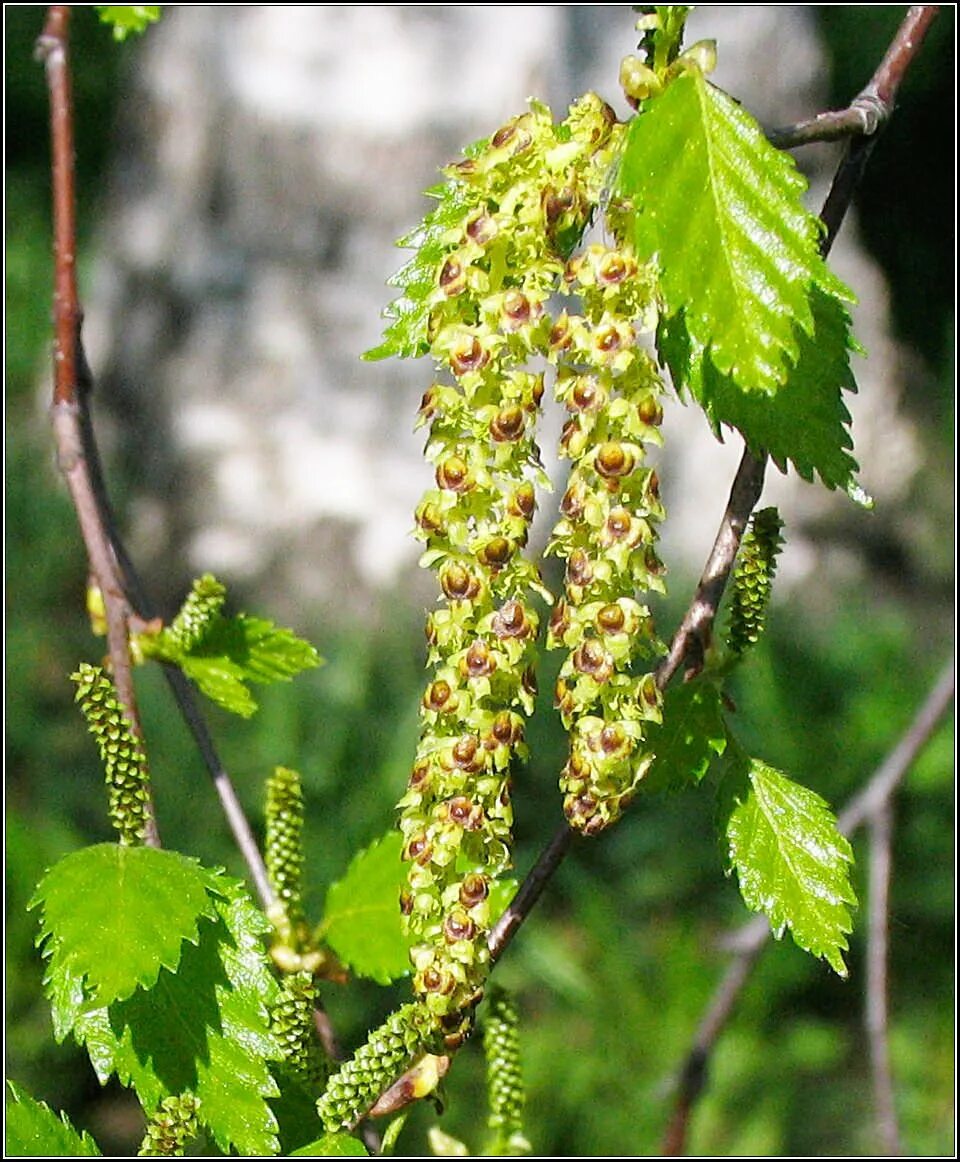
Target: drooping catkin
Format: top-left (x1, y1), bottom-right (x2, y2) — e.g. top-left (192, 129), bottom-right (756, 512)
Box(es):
top-left (398, 94), bottom-right (626, 1025)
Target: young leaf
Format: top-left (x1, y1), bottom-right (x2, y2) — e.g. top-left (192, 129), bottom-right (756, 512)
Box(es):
top-left (319, 832), bottom-right (411, 985)
top-left (724, 758), bottom-right (857, 977)
top-left (145, 610), bottom-right (323, 718)
top-left (290, 1132), bottom-right (369, 1156)
top-left (66, 872), bottom-right (282, 1157)
top-left (660, 285), bottom-right (866, 499)
top-left (95, 6), bottom-right (161, 40)
top-left (31, 844), bottom-right (217, 1013)
top-left (618, 71), bottom-right (855, 397)
top-left (5, 1081), bottom-right (101, 1157)
top-left (642, 679), bottom-right (728, 794)
top-left (363, 169), bottom-right (484, 362)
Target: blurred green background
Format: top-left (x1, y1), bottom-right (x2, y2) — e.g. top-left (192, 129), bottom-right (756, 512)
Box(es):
top-left (5, 6), bottom-right (954, 1157)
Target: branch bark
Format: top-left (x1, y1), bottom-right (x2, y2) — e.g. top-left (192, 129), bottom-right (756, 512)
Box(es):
top-left (662, 658), bottom-right (954, 1155)
top-left (37, 5), bottom-right (160, 848)
top-left (36, 4), bottom-right (278, 905)
top-left (489, 0), bottom-right (943, 994)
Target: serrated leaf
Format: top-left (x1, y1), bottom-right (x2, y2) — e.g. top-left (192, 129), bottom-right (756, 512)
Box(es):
top-left (660, 286), bottom-right (866, 498)
top-left (30, 845), bottom-right (216, 1013)
top-left (363, 161), bottom-right (484, 362)
top-left (618, 71), bottom-right (854, 397)
top-left (319, 832), bottom-right (411, 984)
top-left (173, 614), bottom-right (321, 717)
top-left (68, 872), bottom-right (282, 1156)
top-left (725, 758), bottom-right (857, 977)
top-left (290, 1132), bottom-right (369, 1156)
top-left (642, 679), bottom-right (728, 793)
top-left (5, 1081), bottom-right (102, 1157)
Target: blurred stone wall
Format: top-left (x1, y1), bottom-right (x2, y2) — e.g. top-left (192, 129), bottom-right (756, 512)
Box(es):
top-left (83, 5), bottom-right (921, 625)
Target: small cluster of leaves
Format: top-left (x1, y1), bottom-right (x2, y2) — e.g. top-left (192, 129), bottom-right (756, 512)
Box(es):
top-left (136, 573), bottom-right (322, 718)
top-left (616, 10), bottom-right (866, 501)
top-left (95, 6), bottom-right (161, 41)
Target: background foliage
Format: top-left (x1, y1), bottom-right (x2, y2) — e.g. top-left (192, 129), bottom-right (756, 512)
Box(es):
top-left (5, 6), bottom-right (954, 1156)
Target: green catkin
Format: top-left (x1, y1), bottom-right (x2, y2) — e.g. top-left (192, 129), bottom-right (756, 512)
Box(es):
top-left (316, 1003), bottom-right (440, 1133)
top-left (726, 507), bottom-right (784, 656)
top-left (483, 986), bottom-right (530, 1156)
top-left (137, 1094), bottom-right (200, 1157)
top-left (545, 239), bottom-right (667, 835)
top-left (264, 765), bottom-right (307, 941)
top-left (397, 94), bottom-right (626, 1025)
top-left (271, 969), bottom-right (328, 1089)
top-left (72, 663), bottom-right (151, 845)
top-left (163, 573), bottom-right (226, 653)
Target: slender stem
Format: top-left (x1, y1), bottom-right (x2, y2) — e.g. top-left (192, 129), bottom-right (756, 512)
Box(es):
top-left (767, 6), bottom-right (940, 150)
top-left (866, 799), bottom-right (901, 1156)
top-left (37, 5), bottom-right (160, 847)
top-left (488, 825), bottom-right (574, 964)
top-left (656, 448), bottom-right (767, 687)
top-left (663, 659), bottom-right (953, 1154)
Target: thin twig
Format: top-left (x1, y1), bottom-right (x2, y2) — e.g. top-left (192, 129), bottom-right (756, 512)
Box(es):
top-left (766, 6), bottom-right (940, 151)
top-left (36, 5), bottom-right (278, 902)
top-left (37, 5), bottom-right (160, 847)
top-left (866, 799), bottom-right (901, 1156)
top-left (663, 659), bottom-right (954, 1155)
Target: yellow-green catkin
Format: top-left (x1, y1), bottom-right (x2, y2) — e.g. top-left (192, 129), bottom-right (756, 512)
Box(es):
top-left (162, 574), bottom-right (226, 653)
top-left (483, 986), bottom-right (531, 1156)
top-left (72, 663), bottom-right (152, 845)
top-left (271, 969), bottom-right (328, 1090)
top-left (317, 1003), bottom-right (440, 1133)
top-left (398, 94), bottom-right (625, 1028)
top-left (264, 765), bottom-right (307, 945)
top-left (726, 506), bottom-right (784, 656)
top-left (545, 238), bottom-right (667, 835)
top-left (137, 1094), bottom-right (200, 1157)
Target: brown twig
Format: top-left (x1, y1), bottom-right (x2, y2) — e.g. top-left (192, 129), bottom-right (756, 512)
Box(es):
top-left (662, 658), bottom-right (954, 1155)
top-left (490, 0), bottom-right (929, 968)
top-left (866, 799), bottom-right (901, 1155)
top-left (35, 5), bottom-right (279, 904)
top-left (766, 6), bottom-right (940, 151)
top-left (37, 5), bottom-right (160, 848)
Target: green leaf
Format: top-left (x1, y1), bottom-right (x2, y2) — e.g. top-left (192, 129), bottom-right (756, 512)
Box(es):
top-left (363, 161), bottom-right (484, 362)
top-left (67, 872), bottom-right (282, 1156)
top-left (95, 6), bottom-right (160, 40)
top-left (152, 613), bottom-right (322, 717)
top-left (319, 832), bottom-right (411, 984)
top-left (5, 1081), bottom-right (101, 1157)
top-left (290, 1132), bottom-right (369, 1156)
top-left (642, 679), bottom-right (728, 793)
top-left (724, 757), bottom-right (857, 977)
top-left (660, 286), bottom-right (866, 498)
top-left (618, 71), bottom-right (855, 397)
top-left (30, 845), bottom-right (217, 1011)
